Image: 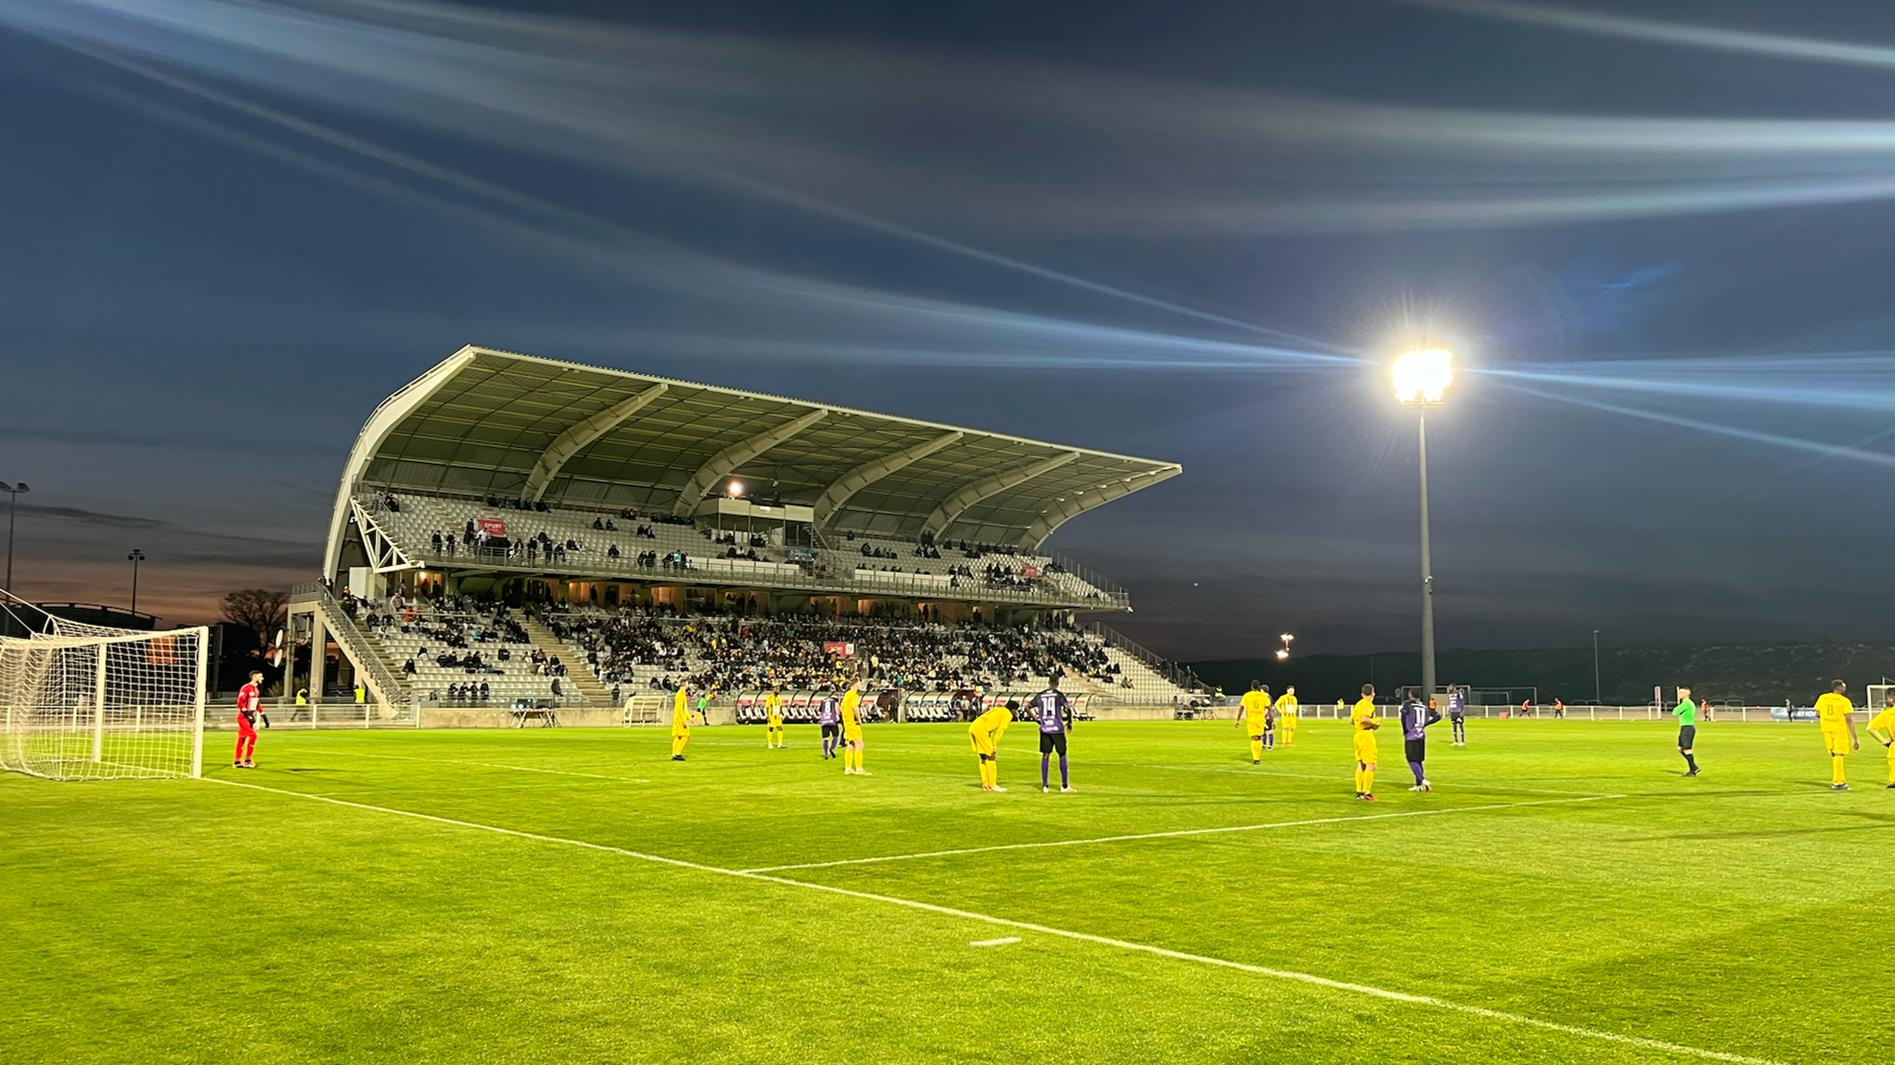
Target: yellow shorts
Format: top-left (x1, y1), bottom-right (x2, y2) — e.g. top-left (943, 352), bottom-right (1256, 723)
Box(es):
top-left (969, 731), bottom-right (996, 756)
top-left (1353, 733), bottom-right (1379, 763)
top-left (671, 727), bottom-right (690, 740)
top-left (1245, 718), bottom-right (1268, 736)
top-left (767, 717), bottom-right (782, 729)
top-left (843, 726), bottom-right (863, 743)
top-left (1822, 730), bottom-right (1852, 756)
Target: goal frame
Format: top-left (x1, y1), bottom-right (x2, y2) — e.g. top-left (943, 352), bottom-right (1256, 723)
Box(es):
top-left (0, 623), bottom-right (210, 781)
top-left (1867, 684), bottom-right (1894, 721)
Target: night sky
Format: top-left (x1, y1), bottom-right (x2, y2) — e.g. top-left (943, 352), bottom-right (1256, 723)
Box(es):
top-left (4, 0), bottom-right (1893, 660)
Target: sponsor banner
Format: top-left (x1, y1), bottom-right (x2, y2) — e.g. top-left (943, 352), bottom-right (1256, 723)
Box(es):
top-left (476, 517), bottom-right (507, 536)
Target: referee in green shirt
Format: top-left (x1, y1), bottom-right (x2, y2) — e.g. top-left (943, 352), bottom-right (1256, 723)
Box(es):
top-left (1672, 686), bottom-right (1700, 777)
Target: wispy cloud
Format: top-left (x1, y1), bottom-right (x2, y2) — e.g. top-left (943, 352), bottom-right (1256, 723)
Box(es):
top-left (16, 0), bottom-right (1895, 245)
top-left (7, 500), bottom-right (316, 625)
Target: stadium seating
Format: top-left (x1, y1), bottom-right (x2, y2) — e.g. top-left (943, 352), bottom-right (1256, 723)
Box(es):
top-left (356, 491), bottom-right (1116, 604)
top-left (345, 595), bottom-right (581, 707)
top-left (528, 604), bottom-right (1193, 710)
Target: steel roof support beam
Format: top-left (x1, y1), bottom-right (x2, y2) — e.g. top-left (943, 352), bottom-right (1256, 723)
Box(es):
top-left (322, 346), bottom-right (479, 578)
top-left (523, 383), bottom-right (669, 502)
top-left (672, 408), bottom-right (830, 516)
top-left (923, 451), bottom-right (1079, 539)
top-left (1022, 466), bottom-right (1182, 549)
top-left (814, 431), bottom-right (963, 529)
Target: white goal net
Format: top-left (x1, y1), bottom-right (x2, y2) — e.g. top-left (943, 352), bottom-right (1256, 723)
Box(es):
top-left (0, 595), bottom-right (208, 781)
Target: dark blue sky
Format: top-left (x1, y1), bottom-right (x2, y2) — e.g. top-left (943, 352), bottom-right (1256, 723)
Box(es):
top-left (4, 0), bottom-right (1894, 659)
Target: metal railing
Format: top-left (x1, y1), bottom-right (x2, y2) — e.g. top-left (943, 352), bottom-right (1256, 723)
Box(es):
top-left (392, 539), bottom-right (1130, 610)
top-left (1220, 703), bottom-right (1851, 724)
top-left (1082, 620), bottom-right (1202, 696)
top-left (354, 487), bottom-right (1132, 611)
top-left (290, 581), bottom-right (415, 725)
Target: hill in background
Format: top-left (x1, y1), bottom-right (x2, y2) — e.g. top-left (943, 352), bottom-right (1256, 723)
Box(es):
top-left (1188, 643), bottom-right (1895, 707)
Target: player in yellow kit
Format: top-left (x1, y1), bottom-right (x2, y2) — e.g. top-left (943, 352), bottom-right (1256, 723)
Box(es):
top-left (840, 675), bottom-right (869, 776)
top-left (1236, 681), bottom-right (1272, 764)
top-left (1814, 679), bottom-right (1860, 791)
top-left (1275, 686), bottom-right (1300, 748)
top-left (669, 684), bottom-right (692, 761)
top-left (1866, 692), bottom-right (1895, 788)
top-left (968, 700), bottom-right (1015, 791)
top-left (763, 688), bottom-right (785, 749)
top-left (1351, 683), bottom-right (1381, 801)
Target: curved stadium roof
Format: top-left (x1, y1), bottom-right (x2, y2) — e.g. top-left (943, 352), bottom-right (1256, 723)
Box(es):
top-left (323, 346), bottom-right (1181, 574)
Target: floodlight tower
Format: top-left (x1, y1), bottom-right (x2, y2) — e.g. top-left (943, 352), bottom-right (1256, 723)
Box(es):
top-left (127, 549), bottom-right (147, 614)
top-left (0, 480), bottom-right (27, 594)
top-left (1392, 348), bottom-right (1454, 701)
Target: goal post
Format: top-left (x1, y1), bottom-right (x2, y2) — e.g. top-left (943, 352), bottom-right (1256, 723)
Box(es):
top-left (0, 599), bottom-right (209, 781)
top-left (1868, 684), bottom-right (1894, 720)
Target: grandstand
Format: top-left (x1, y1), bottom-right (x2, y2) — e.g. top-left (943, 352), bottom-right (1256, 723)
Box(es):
top-left (291, 346), bottom-right (1192, 721)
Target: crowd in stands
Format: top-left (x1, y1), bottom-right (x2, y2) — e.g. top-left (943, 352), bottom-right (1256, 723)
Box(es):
top-left (533, 603), bottom-right (1130, 697)
top-left (367, 489), bottom-right (1107, 606)
top-left (344, 591), bottom-right (530, 657)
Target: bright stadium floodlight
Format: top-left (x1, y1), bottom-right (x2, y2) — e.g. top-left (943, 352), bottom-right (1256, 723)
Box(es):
top-left (1280, 633), bottom-right (1294, 644)
top-left (1392, 347), bottom-right (1454, 406)
top-left (1390, 345), bottom-right (1455, 701)
top-left (1275, 648), bottom-right (1290, 661)
top-left (727, 479), bottom-right (744, 498)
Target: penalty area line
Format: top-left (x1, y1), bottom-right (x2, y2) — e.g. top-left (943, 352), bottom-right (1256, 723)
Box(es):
top-left (201, 777), bottom-right (1775, 1065)
top-left (316, 748), bottom-right (652, 785)
top-left (740, 793), bottom-right (1626, 873)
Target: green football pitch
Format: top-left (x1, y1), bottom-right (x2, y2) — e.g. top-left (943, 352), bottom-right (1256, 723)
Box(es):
top-left (4, 719), bottom-right (1892, 1064)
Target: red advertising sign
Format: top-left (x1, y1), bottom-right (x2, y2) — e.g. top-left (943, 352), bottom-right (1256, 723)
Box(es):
top-left (476, 517), bottom-right (507, 537)
top-left (1021, 563), bottom-right (1041, 580)
top-left (823, 641), bottom-right (856, 658)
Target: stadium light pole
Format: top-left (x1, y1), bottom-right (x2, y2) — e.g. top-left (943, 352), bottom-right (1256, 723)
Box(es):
top-left (0, 480), bottom-right (27, 594)
top-left (1592, 629), bottom-right (1601, 704)
top-left (1392, 348), bottom-right (1454, 702)
top-left (127, 549), bottom-right (146, 614)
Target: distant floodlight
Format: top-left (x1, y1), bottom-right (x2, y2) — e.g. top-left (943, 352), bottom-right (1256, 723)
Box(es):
top-left (1393, 348), bottom-right (1454, 406)
top-left (727, 480), bottom-right (744, 498)
top-left (1275, 648), bottom-right (1290, 660)
top-left (1280, 633), bottom-right (1294, 643)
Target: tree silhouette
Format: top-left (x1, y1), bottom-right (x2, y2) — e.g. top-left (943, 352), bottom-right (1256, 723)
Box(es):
top-left (220, 588), bottom-right (288, 650)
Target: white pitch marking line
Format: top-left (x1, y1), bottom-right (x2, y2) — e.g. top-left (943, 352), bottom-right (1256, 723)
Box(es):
top-left (739, 794), bottom-right (1626, 873)
top-left (969, 936), bottom-right (1021, 948)
top-left (320, 748), bottom-right (651, 784)
top-left (1132, 762), bottom-right (1608, 798)
top-left (201, 778), bottom-right (1780, 1065)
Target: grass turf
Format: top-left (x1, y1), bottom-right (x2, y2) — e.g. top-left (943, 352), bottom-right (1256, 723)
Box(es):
top-left (3, 718), bottom-right (1892, 1064)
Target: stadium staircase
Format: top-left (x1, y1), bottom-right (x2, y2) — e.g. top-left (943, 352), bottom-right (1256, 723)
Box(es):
top-left (291, 583), bottom-right (411, 710)
top-left (518, 616), bottom-right (615, 707)
top-left (1083, 621), bottom-right (1199, 706)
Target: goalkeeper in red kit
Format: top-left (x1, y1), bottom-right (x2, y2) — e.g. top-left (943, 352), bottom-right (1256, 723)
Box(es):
top-left (234, 670), bottom-right (265, 768)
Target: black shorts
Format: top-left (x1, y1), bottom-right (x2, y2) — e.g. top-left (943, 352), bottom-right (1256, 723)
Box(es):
top-left (1677, 725), bottom-right (1696, 749)
top-left (1039, 732), bottom-right (1068, 755)
top-left (821, 723), bottom-right (840, 739)
top-left (1403, 737), bottom-right (1426, 763)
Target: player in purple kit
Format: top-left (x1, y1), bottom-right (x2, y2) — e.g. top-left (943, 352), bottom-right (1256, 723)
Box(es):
top-left (1026, 675), bottom-right (1076, 793)
top-left (1399, 687), bottom-right (1442, 792)
top-left (1447, 685), bottom-right (1467, 746)
top-left (817, 691), bottom-right (841, 760)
